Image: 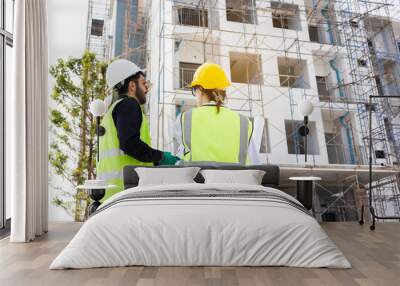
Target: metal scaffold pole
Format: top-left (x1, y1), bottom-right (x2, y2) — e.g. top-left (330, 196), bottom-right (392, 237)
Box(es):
top-left (86, 0), bottom-right (114, 61)
top-left (336, 0), bottom-right (400, 229)
top-left (148, 0), bottom-right (400, 223)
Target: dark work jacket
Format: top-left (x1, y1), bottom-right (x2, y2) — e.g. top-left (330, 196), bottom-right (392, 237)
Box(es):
top-left (112, 95), bottom-right (163, 163)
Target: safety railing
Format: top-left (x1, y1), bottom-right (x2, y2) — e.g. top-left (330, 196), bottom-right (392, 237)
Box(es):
top-left (279, 74), bottom-right (308, 89)
top-left (326, 143), bottom-right (367, 165)
top-left (318, 83), bottom-right (359, 103)
top-left (175, 6), bottom-right (208, 28)
top-left (226, 6), bottom-right (255, 24)
top-left (326, 143), bottom-right (351, 165)
top-left (179, 67), bottom-right (198, 89)
top-left (308, 25), bottom-right (341, 46)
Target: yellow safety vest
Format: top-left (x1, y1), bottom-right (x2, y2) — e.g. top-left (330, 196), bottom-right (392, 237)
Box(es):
top-left (97, 99), bottom-right (153, 200)
top-left (181, 105), bottom-right (253, 165)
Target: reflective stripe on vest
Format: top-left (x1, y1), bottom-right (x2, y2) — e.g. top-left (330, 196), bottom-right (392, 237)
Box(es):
top-left (182, 106), bottom-right (252, 165)
top-left (183, 109), bottom-right (193, 161)
top-left (99, 148), bottom-right (125, 160)
top-left (97, 170), bottom-right (123, 181)
top-left (238, 113), bottom-right (249, 165)
top-left (97, 98), bottom-right (153, 200)
top-left (178, 161), bottom-right (243, 166)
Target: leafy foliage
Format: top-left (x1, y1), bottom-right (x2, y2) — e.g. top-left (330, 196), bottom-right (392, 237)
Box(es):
top-left (49, 50), bottom-right (108, 221)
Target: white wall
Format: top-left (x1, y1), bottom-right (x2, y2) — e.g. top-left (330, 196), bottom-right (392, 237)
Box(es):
top-left (47, 0), bottom-right (89, 221)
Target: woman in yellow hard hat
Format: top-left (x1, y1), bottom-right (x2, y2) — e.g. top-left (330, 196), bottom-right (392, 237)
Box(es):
top-left (175, 62), bottom-right (253, 165)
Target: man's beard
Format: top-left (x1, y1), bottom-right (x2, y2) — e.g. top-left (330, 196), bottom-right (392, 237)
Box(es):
top-left (136, 87), bottom-right (146, 104)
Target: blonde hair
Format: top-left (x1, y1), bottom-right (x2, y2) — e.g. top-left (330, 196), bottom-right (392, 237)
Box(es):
top-left (196, 86), bottom-right (226, 113)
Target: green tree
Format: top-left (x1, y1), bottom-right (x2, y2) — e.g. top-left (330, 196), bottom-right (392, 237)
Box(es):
top-left (49, 50), bottom-right (108, 221)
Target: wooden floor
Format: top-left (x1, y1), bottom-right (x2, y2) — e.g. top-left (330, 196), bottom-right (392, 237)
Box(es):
top-left (0, 222), bottom-right (399, 286)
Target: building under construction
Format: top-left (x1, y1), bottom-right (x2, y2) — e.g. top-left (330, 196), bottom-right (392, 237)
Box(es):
top-left (113, 0), bottom-right (148, 66)
top-left (86, 0), bottom-right (114, 60)
top-left (145, 0), bottom-right (400, 222)
top-left (86, 0), bottom-right (148, 64)
top-left (87, 0), bottom-right (400, 222)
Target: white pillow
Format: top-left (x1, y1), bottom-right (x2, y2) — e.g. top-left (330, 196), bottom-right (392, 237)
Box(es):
top-left (135, 167), bottom-right (200, 186)
top-left (200, 169), bottom-right (266, 185)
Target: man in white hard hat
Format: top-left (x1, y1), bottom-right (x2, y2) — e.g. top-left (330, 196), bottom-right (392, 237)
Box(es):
top-left (97, 59), bottom-right (180, 200)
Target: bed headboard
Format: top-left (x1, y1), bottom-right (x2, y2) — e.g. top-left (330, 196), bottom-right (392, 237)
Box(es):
top-left (123, 164), bottom-right (280, 190)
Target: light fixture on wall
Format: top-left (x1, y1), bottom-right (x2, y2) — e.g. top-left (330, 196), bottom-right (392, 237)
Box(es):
top-left (89, 99), bottom-right (107, 164)
top-left (298, 100), bottom-right (314, 162)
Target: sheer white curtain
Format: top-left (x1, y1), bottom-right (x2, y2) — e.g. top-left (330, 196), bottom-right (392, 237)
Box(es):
top-left (10, 0), bottom-right (48, 242)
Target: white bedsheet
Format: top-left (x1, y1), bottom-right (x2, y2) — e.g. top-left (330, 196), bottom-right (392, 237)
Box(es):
top-left (50, 183), bottom-right (351, 269)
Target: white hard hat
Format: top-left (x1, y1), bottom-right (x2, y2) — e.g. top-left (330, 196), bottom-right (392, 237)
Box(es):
top-left (106, 59), bottom-right (143, 89)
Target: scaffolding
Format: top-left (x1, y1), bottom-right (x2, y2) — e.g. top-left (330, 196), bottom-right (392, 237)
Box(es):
top-left (86, 0), bottom-right (114, 61)
top-left (334, 0), bottom-right (400, 220)
top-left (112, 0), bottom-right (149, 67)
top-left (144, 0), bottom-right (400, 221)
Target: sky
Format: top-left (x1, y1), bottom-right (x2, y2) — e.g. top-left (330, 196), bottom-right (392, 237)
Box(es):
top-left (47, 0), bottom-right (89, 64)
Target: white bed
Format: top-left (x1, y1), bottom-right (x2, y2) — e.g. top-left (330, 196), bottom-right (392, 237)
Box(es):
top-left (50, 183), bottom-right (351, 269)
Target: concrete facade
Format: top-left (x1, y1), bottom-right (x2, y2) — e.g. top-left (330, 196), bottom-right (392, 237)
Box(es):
top-left (145, 0), bottom-right (400, 220)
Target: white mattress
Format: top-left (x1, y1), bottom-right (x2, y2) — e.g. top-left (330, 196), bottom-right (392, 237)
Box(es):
top-left (50, 183), bottom-right (351, 269)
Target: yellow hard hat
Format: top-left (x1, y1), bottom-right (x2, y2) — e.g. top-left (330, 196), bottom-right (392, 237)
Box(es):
top-left (190, 62), bottom-right (231, 89)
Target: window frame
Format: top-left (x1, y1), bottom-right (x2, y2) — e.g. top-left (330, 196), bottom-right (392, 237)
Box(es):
top-left (277, 57), bottom-right (309, 89)
top-left (225, 0), bottom-right (257, 25)
top-left (177, 7), bottom-right (208, 28)
top-left (270, 2), bottom-right (300, 31)
top-left (178, 62), bottom-right (201, 89)
top-left (308, 25), bottom-right (320, 43)
top-left (284, 120), bottom-right (319, 155)
top-left (272, 13), bottom-right (289, 29)
top-left (229, 51), bottom-right (264, 85)
top-left (0, 0), bottom-right (14, 233)
top-left (316, 75), bottom-right (329, 98)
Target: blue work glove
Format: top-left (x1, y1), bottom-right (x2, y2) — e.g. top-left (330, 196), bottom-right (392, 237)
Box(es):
top-left (159, 152), bottom-right (180, 165)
